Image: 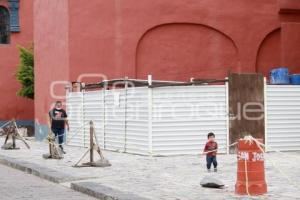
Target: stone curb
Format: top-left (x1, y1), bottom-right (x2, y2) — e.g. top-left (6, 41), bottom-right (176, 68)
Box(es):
top-left (0, 154), bottom-right (152, 200)
top-left (71, 182), bottom-right (151, 200)
top-left (0, 155), bottom-right (80, 183)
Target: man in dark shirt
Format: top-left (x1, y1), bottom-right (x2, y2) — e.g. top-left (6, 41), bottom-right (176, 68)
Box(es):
top-left (48, 101), bottom-right (69, 154)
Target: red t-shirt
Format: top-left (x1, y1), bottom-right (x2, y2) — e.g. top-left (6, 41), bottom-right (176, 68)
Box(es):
top-left (204, 141), bottom-right (218, 156)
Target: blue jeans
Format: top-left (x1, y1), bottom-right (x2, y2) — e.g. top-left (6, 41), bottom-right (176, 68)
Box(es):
top-left (206, 155), bottom-right (217, 169)
top-left (51, 128), bottom-right (65, 146)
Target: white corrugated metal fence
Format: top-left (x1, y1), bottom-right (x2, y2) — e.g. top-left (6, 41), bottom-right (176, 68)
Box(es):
top-left (66, 85), bottom-right (229, 155)
top-left (265, 85), bottom-right (300, 151)
top-left (66, 83), bottom-right (300, 155)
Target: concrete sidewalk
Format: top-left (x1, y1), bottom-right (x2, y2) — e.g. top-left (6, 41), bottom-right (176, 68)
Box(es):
top-left (0, 137), bottom-right (299, 200)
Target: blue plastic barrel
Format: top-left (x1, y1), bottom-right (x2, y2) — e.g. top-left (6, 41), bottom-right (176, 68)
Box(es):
top-left (290, 74), bottom-right (300, 85)
top-left (269, 67), bottom-right (290, 84)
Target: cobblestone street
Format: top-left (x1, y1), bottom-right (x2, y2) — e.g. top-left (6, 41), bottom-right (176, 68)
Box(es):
top-left (0, 138), bottom-right (300, 200)
top-left (0, 164), bottom-right (96, 200)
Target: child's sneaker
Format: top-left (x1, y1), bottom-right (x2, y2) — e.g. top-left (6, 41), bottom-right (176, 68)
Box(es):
top-left (207, 169), bottom-right (211, 172)
top-left (214, 168), bottom-right (217, 172)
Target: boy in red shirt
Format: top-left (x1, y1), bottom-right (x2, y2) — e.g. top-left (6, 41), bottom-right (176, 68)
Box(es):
top-left (203, 132), bottom-right (218, 172)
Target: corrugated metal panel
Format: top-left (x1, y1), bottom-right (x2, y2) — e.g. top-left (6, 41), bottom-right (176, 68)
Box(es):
top-left (104, 89), bottom-right (126, 151)
top-left (151, 85), bottom-right (228, 155)
top-left (125, 87), bottom-right (149, 155)
top-left (266, 85), bottom-right (300, 151)
top-left (66, 92), bottom-right (84, 147)
top-left (83, 91), bottom-right (104, 148)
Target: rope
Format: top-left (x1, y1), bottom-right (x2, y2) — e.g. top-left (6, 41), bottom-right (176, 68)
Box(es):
top-left (65, 120), bottom-right (90, 144)
top-left (263, 154), bottom-right (299, 190)
top-left (0, 120), bottom-right (13, 129)
top-left (44, 131), bottom-right (64, 158)
top-left (240, 135), bottom-right (300, 193)
top-left (201, 139), bottom-right (254, 196)
top-left (266, 147), bottom-right (300, 160)
top-left (202, 141), bottom-right (238, 154)
top-left (45, 132), bottom-right (58, 147)
top-left (244, 158), bottom-right (250, 196)
top-left (119, 131), bottom-right (299, 197)
top-left (245, 136), bottom-right (299, 189)
top-left (267, 155), bottom-right (299, 190)
top-left (241, 135), bottom-right (265, 196)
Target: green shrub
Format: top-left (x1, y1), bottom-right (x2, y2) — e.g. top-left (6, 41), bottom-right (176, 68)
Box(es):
top-left (16, 45), bottom-right (34, 99)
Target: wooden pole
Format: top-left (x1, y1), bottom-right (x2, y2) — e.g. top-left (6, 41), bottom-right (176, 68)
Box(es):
top-left (73, 120), bottom-right (111, 167)
top-left (4, 133), bottom-right (9, 145)
top-left (12, 135), bottom-right (16, 149)
top-left (90, 121), bottom-right (94, 163)
top-left (13, 120), bottom-right (30, 149)
top-left (93, 126), bottom-right (104, 160)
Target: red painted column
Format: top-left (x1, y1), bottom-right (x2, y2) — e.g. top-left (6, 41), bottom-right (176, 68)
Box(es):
top-left (279, 0), bottom-right (300, 73)
top-left (281, 23), bottom-right (300, 73)
top-left (33, 0), bottom-right (69, 139)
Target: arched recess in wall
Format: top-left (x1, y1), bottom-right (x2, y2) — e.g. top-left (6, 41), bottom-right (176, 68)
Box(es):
top-left (136, 23), bottom-right (238, 81)
top-left (256, 28), bottom-right (281, 77)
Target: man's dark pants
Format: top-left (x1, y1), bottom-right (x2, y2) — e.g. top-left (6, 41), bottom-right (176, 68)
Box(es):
top-left (51, 127), bottom-right (65, 147)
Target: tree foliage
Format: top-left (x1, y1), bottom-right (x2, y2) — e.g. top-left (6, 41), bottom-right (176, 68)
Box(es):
top-left (16, 45), bottom-right (34, 99)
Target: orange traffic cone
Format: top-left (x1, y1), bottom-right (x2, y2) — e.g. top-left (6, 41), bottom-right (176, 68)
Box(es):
top-left (235, 138), bottom-right (267, 195)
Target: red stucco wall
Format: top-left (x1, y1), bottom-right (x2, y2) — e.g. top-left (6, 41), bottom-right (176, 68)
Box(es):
top-left (34, 0), bottom-right (69, 124)
top-left (0, 0), bottom-right (34, 120)
top-left (67, 0), bottom-right (283, 82)
top-left (33, 0), bottom-right (300, 133)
